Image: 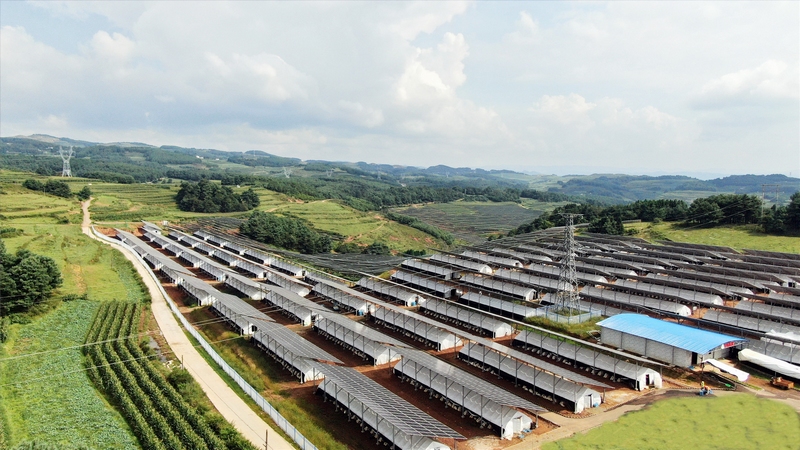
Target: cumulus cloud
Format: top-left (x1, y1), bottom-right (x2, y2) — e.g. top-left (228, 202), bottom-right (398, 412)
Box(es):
top-left (1, 2), bottom-right (797, 174)
top-left (526, 94), bottom-right (700, 169)
top-left (694, 60), bottom-right (799, 107)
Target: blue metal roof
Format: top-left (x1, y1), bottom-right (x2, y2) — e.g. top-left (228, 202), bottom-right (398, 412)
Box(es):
top-left (597, 314), bottom-right (745, 354)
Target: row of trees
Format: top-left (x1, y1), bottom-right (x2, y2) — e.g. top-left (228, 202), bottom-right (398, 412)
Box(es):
top-left (0, 240), bottom-right (63, 316)
top-left (239, 211), bottom-right (331, 254)
top-left (22, 178), bottom-right (92, 200)
top-left (509, 193), bottom-right (800, 236)
top-left (175, 180), bottom-right (260, 213)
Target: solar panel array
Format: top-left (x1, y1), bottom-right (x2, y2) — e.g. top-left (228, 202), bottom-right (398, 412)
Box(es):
top-left (312, 363), bottom-right (465, 440)
top-left (392, 347), bottom-right (544, 412)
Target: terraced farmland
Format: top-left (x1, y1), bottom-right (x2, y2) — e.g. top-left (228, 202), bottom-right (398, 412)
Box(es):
top-left (396, 201), bottom-right (560, 243)
top-left (264, 199), bottom-right (443, 251)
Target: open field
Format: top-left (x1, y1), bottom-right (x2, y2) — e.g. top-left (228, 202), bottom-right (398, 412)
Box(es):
top-left (626, 222), bottom-right (800, 253)
top-left (396, 200), bottom-right (565, 242)
top-left (1, 170), bottom-right (444, 251)
top-left (0, 187), bottom-right (149, 447)
top-left (267, 199), bottom-right (442, 251)
top-left (0, 300), bottom-right (140, 448)
top-left (544, 394), bottom-right (800, 450)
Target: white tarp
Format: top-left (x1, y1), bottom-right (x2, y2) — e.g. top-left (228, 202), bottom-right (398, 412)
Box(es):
top-left (766, 330), bottom-right (800, 344)
top-left (738, 349), bottom-right (800, 379)
top-left (706, 359), bottom-right (749, 382)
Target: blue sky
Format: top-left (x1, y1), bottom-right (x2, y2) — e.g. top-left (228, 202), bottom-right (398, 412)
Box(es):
top-left (1, 1), bottom-right (798, 177)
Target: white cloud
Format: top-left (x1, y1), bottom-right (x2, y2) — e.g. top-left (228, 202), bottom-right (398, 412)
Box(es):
top-left (89, 31), bottom-right (135, 61)
top-left (526, 94), bottom-right (700, 168)
top-left (695, 60), bottom-right (799, 107)
top-left (1, 2), bottom-right (797, 175)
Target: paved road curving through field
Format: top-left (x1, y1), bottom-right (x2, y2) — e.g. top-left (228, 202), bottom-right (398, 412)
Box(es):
top-left (81, 200), bottom-right (294, 450)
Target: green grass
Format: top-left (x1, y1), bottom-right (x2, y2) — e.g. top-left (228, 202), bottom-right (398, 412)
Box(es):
top-left (185, 307), bottom-right (347, 450)
top-left (0, 183), bottom-right (148, 447)
top-left (525, 316), bottom-right (604, 340)
top-left (0, 300), bottom-right (139, 448)
top-left (626, 222), bottom-right (800, 253)
top-left (545, 394), bottom-right (800, 450)
top-left (266, 199), bottom-right (444, 251)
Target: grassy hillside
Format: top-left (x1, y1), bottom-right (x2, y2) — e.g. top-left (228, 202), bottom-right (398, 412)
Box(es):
top-left (0, 170), bottom-right (447, 253)
top-left (545, 394), bottom-right (800, 450)
top-left (626, 221), bottom-right (800, 253)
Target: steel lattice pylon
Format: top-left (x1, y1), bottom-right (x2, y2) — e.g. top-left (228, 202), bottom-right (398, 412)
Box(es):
top-left (555, 213), bottom-right (582, 315)
top-left (59, 146), bottom-right (74, 177)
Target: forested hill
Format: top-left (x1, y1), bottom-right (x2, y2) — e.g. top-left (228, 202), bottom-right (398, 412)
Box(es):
top-left (1, 135), bottom-right (798, 205)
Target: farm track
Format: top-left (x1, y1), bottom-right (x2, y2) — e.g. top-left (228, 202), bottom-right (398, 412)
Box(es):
top-left (81, 200), bottom-right (294, 450)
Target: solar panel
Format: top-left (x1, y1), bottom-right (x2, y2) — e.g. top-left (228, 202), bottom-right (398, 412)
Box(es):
top-left (316, 312), bottom-right (409, 348)
top-left (580, 286), bottom-right (692, 317)
top-left (614, 279), bottom-right (724, 306)
top-left (460, 273), bottom-right (537, 300)
top-left (429, 254), bottom-right (492, 273)
top-left (479, 340), bottom-right (612, 388)
top-left (311, 363), bottom-right (465, 439)
top-left (392, 270), bottom-right (456, 297)
top-left (392, 347), bottom-right (545, 412)
top-left (116, 230), bottom-right (193, 275)
top-left (255, 321), bottom-right (342, 363)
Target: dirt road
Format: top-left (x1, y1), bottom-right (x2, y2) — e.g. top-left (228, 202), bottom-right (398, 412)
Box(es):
top-left (81, 200), bottom-right (294, 450)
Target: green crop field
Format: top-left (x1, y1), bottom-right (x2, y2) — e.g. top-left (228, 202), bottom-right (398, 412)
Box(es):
top-left (545, 394), bottom-right (800, 450)
top-left (0, 185), bottom-right (148, 447)
top-left (626, 222), bottom-right (800, 253)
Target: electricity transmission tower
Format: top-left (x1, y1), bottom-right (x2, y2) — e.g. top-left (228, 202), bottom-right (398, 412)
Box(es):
top-left (59, 146), bottom-right (74, 177)
top-left (554, 213), bottom-right (582, 316)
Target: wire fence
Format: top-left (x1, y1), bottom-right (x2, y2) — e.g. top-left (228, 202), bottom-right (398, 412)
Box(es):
top-left (92, 227), bottom-right (318, 450)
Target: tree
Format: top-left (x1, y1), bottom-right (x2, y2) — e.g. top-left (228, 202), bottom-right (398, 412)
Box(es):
top-left (76, 186), bottom-right (92, 201)
top-left (43, 180), bottom-right (72, 198)
top-left (362, 242), bottom-right (391, 255)
top-left (686, 198), bottom-right (724, 227)
top-left (588, 215), bottom-right (625, 235)
top-left (785, 191), bottom-right (800, 231)
top-left (239, 211), bottom-right (331, 254)
top-left (0, 244), bottom-right (62, 315)
top-left (22, 179), bottom-right (44, 191)
top-left (240, 188), bottom-right (260, 209)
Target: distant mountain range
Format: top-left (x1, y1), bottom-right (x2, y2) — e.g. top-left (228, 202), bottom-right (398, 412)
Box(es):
top-left (3, 134), bottom-right (799, 204)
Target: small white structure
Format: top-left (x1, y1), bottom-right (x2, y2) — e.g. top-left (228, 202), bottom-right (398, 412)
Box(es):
top-left (738, 349), bottom-right (800, 379)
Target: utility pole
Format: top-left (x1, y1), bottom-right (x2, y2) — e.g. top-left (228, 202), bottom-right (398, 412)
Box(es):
top-left (555, 213), bottom-right (582, 316)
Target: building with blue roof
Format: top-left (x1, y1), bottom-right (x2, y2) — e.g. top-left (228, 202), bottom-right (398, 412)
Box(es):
top-left (597, 314), bottom-right (745, 366)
